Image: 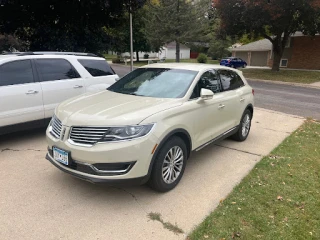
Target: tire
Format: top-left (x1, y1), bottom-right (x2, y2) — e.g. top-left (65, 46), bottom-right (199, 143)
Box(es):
top-left (148, 136), bottom-right (187, 192)
top-left (232, 109), bottom-right (252, 142)
top-left (243, 64), bottom-right (247, 68)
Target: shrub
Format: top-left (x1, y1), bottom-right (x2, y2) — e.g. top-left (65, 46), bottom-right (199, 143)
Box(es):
top-left (197, 53), bottom-right (208, 63)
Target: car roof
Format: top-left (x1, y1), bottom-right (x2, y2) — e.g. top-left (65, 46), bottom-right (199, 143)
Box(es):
top-left (141, 63), bottom-right (241, 72)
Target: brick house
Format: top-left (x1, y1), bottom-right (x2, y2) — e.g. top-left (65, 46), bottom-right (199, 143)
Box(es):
top-left (231, 32), bottom-right (320, 70)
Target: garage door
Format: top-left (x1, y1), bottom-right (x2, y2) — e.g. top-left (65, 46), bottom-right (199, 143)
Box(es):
top-left (251, 51), bottom-right (268, 66)
top-left (235, 52), bottom-right (248, 63)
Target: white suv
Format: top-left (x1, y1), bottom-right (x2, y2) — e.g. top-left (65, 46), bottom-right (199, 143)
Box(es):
top-left (0, 52), bottom-right (119, 134)
top-left (45, 63), bottom-right (254, 192)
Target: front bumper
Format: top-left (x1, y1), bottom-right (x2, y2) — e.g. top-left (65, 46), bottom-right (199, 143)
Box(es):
top-left (46, 125), bottom-right (159, 182)
top-left (46, 153), bottom-right (148, 185)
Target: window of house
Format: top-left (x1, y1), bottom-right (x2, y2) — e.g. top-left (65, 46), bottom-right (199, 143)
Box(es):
top-left (36, 59), bottom-right (80, 82)
top-left (280, 59), bottom-right (288, 67)
top-left (0, 60), bottom-right (34, 86)
top-left (78, 59), bottom-right (115, 77)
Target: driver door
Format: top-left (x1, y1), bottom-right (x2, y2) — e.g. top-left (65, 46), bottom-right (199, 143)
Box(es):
top-left (189, 70), bottom-right (225, 148)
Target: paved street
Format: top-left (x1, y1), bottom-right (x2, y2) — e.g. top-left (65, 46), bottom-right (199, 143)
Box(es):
top-left (248, 80), bottom-right (320, 120)
top-left (112, 64), bottom-right (320, 120)
top-left (0, 109), bottom-right (304, 240)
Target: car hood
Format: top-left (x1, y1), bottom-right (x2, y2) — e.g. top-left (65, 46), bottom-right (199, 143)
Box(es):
top-left (56, 90), bottom-right (183, 126)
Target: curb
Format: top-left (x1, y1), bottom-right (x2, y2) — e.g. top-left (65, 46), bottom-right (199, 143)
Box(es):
top-left (255, 107), bottom-right (306, 120)
top-left (247, 78), bottom-right (320, 90)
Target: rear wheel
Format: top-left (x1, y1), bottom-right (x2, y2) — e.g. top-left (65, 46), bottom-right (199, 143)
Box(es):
top-left (232, 109), bottom-right (252, 141)
top-left (148, 137), bottom-right (187, 192)
top-left (243, 64), bottom-right (247, 68)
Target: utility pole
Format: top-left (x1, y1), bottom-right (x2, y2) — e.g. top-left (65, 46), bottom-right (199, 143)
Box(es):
top-left (130, 9), bottom-right (134, 71)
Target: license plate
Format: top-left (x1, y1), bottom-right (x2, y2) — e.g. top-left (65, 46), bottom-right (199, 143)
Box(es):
top-left (53, 147), bottom-right (69, 165)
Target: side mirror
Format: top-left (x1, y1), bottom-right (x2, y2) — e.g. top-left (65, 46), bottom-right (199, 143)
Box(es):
top-left (200, 88), bottom-right (214, 100)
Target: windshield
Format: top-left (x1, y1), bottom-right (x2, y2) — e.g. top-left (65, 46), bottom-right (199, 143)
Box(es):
top-left (107, 68), bottom-right (198, 98)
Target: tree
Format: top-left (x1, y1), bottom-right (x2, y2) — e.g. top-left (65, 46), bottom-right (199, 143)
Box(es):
top-left (0, 34), bottom-right (28, 52)
top-left (0, 0), bottom-right (146, 53)
top-left (107, 6), bottom-right (153, 61)
top-left (145, 0), bottom-right (212, 62)
top-left (214, 0), bottom-right (320, 71)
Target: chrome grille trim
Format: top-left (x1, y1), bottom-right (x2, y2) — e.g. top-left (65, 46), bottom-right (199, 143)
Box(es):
top-left (69, 126), bottom-right (108, 146)
top-left (50, 116), bottom-right (62, 139)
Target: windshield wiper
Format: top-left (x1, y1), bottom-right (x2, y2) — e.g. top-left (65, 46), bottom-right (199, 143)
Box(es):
top-left (127, 92), bottom-right (143, 96)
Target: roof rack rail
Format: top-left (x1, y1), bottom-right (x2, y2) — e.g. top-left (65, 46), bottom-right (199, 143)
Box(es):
top-left (15, 51), bottom-right (99, 57)
top-left (1, 52), bottom-right (24, 55)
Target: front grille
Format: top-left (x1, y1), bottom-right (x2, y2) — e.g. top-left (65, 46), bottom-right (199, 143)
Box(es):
top-left (69, 127), bottom-right (109, 145)
top-left (50, 116), bottom-right (62, 139)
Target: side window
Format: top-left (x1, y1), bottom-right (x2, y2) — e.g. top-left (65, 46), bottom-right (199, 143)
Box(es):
top-left (36, 59), bottom-right (80, 82)
top-left (78, 59), bottom-right (115, 77)
top-left (190, 70), bottom-right (222, 99)
top-left (230, 71), bottom-right (245, 88)
top-left (219, 70), bottom-right (244, 91)
top-left (0, 60), bottom-right (34, 86)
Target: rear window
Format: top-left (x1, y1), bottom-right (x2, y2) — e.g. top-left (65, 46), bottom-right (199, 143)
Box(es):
top-left (78, 59), bottom-right (115, 77)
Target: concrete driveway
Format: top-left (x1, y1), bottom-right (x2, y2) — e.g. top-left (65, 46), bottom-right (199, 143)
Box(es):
top-left (0, 108), bottom-right (304, 240)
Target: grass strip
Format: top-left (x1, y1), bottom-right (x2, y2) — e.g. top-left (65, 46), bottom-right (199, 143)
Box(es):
top-left (189, 120), bottom-right (320, 240)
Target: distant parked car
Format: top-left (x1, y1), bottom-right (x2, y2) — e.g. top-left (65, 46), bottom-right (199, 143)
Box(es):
top-left (220, 57), bottom-right (247, 68)
top-left (0, 52), bottom-right (119, 135)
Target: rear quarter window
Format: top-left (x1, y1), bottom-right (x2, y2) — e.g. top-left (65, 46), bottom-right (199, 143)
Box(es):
top-left (78, 59), bottom-right (115, 77)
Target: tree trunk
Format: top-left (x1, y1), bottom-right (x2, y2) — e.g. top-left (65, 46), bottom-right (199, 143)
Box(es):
top-left (176, 41), bottom-right (180, 62)
top-left (272, 49), bottom-right (282, 71)
top-left (136, 51), bottom-right (139, 62)
top-left (271, 37), bottom-right (283, 71)
top-left (271, 33), bottom-right (290, 71)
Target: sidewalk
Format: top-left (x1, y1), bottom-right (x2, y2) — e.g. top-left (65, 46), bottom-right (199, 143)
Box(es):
top-left (247, 78), bottom-right (320, 89)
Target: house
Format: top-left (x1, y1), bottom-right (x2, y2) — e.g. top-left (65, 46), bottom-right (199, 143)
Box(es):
top-left (117, 41), bottom-right (191, 60)
top-left (232, 32), bottom-right (320, 70)
top-left (158, 42), bottom-right (190, 60)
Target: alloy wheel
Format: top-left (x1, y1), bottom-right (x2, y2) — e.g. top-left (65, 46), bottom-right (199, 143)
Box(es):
top-left (242, 114), bottom-right (251, 137)
top-left (162, 146), bottom-right (184, 184)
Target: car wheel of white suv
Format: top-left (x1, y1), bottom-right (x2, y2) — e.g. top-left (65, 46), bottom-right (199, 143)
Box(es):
top-left (232, 109), bottom-right (252, 142)
top-left (148, 136), bottom-right (187, 192)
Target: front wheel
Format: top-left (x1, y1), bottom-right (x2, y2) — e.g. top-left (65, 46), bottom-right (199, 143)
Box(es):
top-left (148, 136), bottom-right (187, 192)
top-left (243, 64), bottom-right (247, 68)
top-left (232, 109), bottom-right (252, 141)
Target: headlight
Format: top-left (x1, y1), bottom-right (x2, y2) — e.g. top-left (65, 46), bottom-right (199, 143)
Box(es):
top-left (100, 124), bottom-right (155, 142)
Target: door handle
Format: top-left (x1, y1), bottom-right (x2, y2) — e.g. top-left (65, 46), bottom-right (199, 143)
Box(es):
top-left (74, 85), bottom-right (83, 89)
top-left (218, 104), bottom-right (225, 109)
top-left (240, 98), bottom-right (245, 102)
top-left (25, 90), bottom-right (39, 95)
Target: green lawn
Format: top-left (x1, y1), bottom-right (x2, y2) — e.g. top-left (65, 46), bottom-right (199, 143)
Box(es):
top-left (242, 69), bottom-right (320, 84)
top-left (103, 53), bottom-right (117, 61)
top-left (189, 120), bottom-right (320, 240)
